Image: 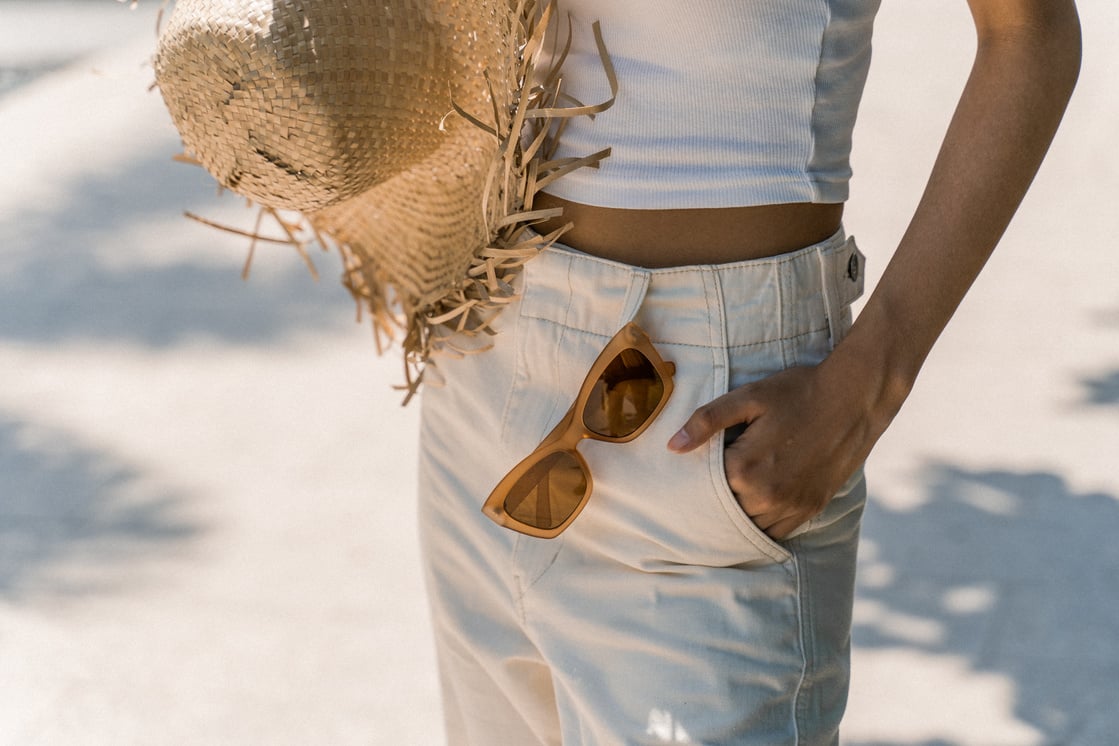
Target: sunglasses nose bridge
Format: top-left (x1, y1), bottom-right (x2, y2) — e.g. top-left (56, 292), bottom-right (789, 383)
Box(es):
top-left (539, 403), bottom-right (591, 452)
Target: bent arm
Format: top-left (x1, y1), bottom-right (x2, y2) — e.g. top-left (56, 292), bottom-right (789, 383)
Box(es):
top-left (668, 1), bottom-right (1082, 539)
top-left (829, 0), bottom-right (1083, 425)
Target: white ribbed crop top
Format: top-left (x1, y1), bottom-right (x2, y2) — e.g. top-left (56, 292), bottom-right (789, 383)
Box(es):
top-left (542, 0), bottom-right (881, 209)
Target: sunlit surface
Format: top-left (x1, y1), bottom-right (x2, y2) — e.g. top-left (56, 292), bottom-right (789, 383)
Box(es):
top-left (1, 2), bottom-right (1116, 745)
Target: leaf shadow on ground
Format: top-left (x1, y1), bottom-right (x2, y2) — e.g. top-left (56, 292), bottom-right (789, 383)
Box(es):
top-left (848, 462), bottom-right (1119, 746)
top-left (1076, 304), bottom-right (1119, 408)
top-left (0, 105), bottom-right (367, 601)
top-left (0, 139), bottom-right (358, 349)
top-left (1079, 369), bottom-right (1119, 406)
top-left (0, 413), bottom-right (205, 602)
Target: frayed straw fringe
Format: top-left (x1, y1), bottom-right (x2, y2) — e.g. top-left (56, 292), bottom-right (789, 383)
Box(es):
top-left (175, 0), bottom-right (615, 405)
top-left (120, 0), bottom-right (170, 38)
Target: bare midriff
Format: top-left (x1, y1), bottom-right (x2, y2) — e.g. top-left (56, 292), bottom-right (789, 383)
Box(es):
top-left (534, 193), bottom-right (844, 269)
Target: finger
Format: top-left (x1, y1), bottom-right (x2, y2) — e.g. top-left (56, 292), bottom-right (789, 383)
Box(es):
top-left (744, 507), bottom-right (781, 531)
top-left (764, 514), bottom-right (807, 541)
top-left (667, 387), bottom-right (763, 453)
top-left (736, 487), bottom-right (806, 539)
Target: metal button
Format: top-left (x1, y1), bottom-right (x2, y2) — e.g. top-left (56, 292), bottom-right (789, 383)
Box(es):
top-left (847, 253), bottom-right (859, 282)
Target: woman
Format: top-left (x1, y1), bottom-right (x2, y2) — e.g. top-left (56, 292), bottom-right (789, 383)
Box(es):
top-left (418, 2), bottom-right (1081, 744)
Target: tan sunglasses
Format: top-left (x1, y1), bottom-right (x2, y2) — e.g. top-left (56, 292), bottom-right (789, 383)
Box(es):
top-left (482, 322), bottom-right (676, 538)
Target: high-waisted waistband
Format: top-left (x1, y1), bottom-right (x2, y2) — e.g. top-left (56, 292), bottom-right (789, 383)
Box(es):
top-left (518, 228), bottom-right (866, 349)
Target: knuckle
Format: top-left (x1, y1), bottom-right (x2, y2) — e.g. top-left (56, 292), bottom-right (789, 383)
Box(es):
top-left (723, 454), bottom-right (745, 484)
top-left (723, 456), bottom-right (758, 494)
top-left (693, 404), bottom-right (721, 432)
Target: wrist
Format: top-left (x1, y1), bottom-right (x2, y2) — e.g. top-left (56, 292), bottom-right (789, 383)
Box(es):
top-left (821, 311), bottom-right (923, 431)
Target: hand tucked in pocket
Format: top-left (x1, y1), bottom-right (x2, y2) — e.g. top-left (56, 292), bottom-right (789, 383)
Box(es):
top-left (667, 356), bottom-right (895, 540)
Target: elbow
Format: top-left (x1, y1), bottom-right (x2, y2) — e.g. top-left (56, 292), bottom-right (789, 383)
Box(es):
top-left (1042, 3), bottom-right (1083, 94)
top-left (975, 2), bottom-right (1082, 96)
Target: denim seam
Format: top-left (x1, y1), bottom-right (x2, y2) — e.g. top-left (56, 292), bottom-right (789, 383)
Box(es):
top-left (511, 534), bottom-right (529, 626)
top-left (791, 549), bottom-right (810, 745)
top-left (776, 258), bottom-right (791, 370)
top-left (498, 277), bottom-right (531, 454)
top-left (536, 257), bottom-right (578, 443)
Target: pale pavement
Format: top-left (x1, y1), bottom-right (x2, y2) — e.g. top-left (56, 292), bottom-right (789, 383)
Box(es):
top-left (0, 2), bottom-right (1116, 744)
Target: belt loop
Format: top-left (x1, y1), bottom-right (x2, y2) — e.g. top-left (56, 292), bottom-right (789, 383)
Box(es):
top-left (705, 267), bottom-right (730, 402)
top-left (816, 235), bottom-right (865, 348)
top-left (617, 269), bottom-right (651, 328)
top-left (816, 242), bottom-right (843, 348)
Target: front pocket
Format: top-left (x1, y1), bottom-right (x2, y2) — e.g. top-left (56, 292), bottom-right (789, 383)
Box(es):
top-left (708, 427), bottom-right (794, 564)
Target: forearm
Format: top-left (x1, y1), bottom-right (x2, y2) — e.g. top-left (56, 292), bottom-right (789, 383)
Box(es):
top-left (829, 3), bottom-right (1082, 423)
top-left (669, 3), bottom-right (1081, 538)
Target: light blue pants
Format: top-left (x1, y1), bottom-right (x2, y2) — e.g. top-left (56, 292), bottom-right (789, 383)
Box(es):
top-left (418, 230), bottom-right (868, 745)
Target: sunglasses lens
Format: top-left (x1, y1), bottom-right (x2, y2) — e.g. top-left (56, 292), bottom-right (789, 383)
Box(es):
top-left (583, 347), bottom-right (665, 438)
top-left (503, 451), bottom-right (588, 531)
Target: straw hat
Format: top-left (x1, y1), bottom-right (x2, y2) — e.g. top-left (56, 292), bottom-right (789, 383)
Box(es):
top-left (153, 0), bottom-right (613, 400)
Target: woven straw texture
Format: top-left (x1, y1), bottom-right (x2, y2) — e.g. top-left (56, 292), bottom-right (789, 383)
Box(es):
top-left (154, 0), bottom-right (613, 400)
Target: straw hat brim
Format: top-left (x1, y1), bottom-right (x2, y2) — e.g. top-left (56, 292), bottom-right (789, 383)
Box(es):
top-left (154, 0), bottom-right (616, 401)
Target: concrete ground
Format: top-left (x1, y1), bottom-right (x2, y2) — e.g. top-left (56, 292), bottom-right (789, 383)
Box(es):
top-left (0, 1), bottom-right (1116, 744)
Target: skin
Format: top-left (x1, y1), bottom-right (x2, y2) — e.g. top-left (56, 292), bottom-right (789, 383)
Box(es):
top-left (544, 1), bottom-right (1083, 540)
top-left (668, 0), bottom-right (1083, 539)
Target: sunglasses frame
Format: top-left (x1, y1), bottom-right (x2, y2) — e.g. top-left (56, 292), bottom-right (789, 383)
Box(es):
top-left (482, 322), bottom-right (676, 538)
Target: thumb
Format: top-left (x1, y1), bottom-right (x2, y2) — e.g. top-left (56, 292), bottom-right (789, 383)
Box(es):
top-left (667, 387), bottom-right (761, 453)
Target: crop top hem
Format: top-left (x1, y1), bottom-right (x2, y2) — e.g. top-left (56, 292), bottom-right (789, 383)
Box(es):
top-left (541, 175), bottom-right (849, 211)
